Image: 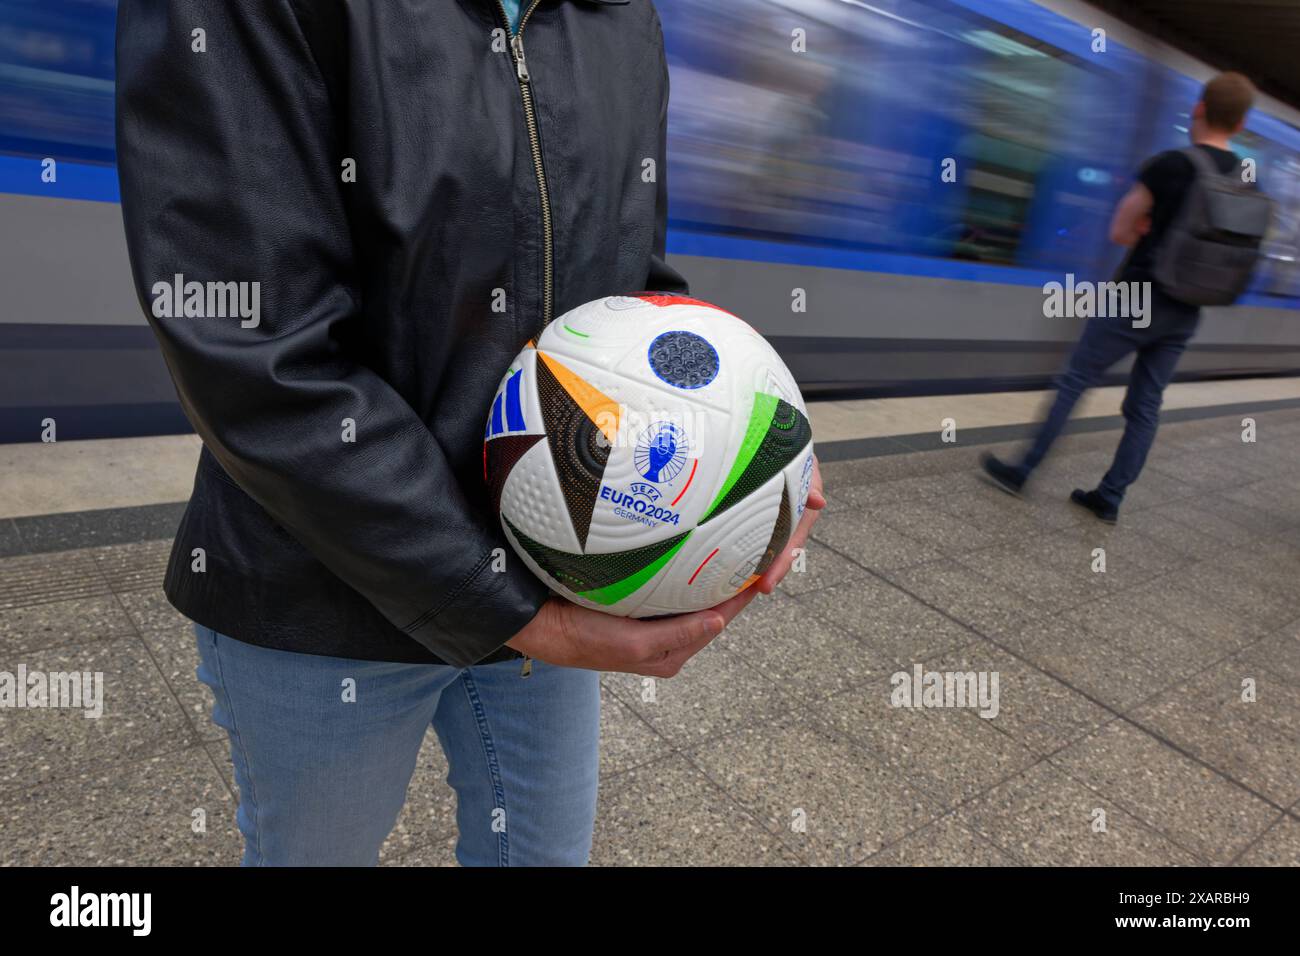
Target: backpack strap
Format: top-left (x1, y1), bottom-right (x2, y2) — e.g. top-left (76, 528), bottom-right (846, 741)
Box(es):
top-left (1182, 144), bottom-right (1233, 181)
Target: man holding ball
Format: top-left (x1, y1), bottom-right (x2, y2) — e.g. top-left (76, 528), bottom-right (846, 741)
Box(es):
top-left (117, 0), bottom-right (823, 867)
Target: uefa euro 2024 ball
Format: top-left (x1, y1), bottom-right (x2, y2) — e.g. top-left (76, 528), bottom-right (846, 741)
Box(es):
top-left (484, 293), bottom-right (815, 617)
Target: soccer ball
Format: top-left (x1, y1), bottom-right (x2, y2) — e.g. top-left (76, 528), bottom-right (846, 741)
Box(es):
top-left (484, 293), bottom-right (814, 617)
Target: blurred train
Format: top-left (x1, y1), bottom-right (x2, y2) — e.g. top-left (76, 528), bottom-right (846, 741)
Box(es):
top-left (2, 0), bottom-right (1299, 442)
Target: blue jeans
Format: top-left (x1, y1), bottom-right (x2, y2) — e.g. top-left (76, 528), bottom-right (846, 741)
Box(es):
top-left (194, 624), bottom-right (601, 866)
top-left (1017, 298), bottom-right (1200, 508)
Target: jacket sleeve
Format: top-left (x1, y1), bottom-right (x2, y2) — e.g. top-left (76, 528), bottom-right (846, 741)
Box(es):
top-left (645, 7), bottom-right (689, 295)
top-left (114, 0), bottom-right (550, 667)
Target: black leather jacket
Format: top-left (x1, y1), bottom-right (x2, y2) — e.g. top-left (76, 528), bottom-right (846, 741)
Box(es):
top-left (115, 0), bottom-right (686, 667)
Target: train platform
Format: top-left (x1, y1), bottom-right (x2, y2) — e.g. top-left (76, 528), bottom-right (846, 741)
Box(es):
top-left (1, 376), bottom-right (1298, 865)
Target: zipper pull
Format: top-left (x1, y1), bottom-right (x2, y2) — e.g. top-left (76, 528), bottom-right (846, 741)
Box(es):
top-left (520, 654), bottom-right (533, 678)
top-left (510, 34), bottom-right (530, 82)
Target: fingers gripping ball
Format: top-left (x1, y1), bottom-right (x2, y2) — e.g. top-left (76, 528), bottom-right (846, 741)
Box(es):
top-left (484, 294), bottom-right (814, 616)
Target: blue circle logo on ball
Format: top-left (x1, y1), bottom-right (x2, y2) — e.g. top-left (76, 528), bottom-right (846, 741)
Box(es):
top-left (648, 331), bottom-right (719, 389)
top-left (635, 422), bottom-right (689, 483)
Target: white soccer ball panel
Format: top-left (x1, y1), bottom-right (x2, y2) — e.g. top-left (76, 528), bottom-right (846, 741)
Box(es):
top-left (636, 470), bottom-right (785, 615)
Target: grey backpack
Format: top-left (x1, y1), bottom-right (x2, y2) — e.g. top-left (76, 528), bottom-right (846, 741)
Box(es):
top-left (1153, 146), bottom-right (1273, 306)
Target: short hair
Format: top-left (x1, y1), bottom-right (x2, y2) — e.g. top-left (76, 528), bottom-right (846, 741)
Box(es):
top-left (1201, 72), bottom-right (1256, 131)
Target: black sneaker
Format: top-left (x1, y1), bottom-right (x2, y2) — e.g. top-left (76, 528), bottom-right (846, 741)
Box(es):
top-left (1070, 488), bottom-right (1118, 524)
top-left (979, 452), bottom-right (1025, 497)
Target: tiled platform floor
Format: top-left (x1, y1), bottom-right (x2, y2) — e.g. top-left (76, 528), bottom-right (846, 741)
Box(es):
top-left (2, 407), bottom-right (1299, 865)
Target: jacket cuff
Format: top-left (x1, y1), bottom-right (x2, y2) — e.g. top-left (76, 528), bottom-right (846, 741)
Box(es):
top-left (404, 558), bottom-right (552, 668)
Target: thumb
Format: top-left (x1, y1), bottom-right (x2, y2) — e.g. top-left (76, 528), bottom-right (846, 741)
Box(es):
top-left (638, 608), bottom-right (725, 658)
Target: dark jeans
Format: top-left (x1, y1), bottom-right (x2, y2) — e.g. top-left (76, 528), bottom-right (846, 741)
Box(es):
top-left (1017, 292), bottom-right (1200, 508)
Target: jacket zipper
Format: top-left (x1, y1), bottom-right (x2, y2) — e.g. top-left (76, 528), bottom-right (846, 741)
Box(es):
top-left (497, 0), bottom-right (555, 328)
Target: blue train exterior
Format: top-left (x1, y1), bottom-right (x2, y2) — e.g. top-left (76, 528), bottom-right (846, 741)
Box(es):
top-left (1, 0), bottom-right (1298, 441)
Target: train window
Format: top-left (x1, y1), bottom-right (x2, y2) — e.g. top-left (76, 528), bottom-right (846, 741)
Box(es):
top-left (947, 24), bottom-right (1091, 267)
top-left (660, 0), bottom-right (1139, 277)
top-left (660, 0), bottom-right (877, 248)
